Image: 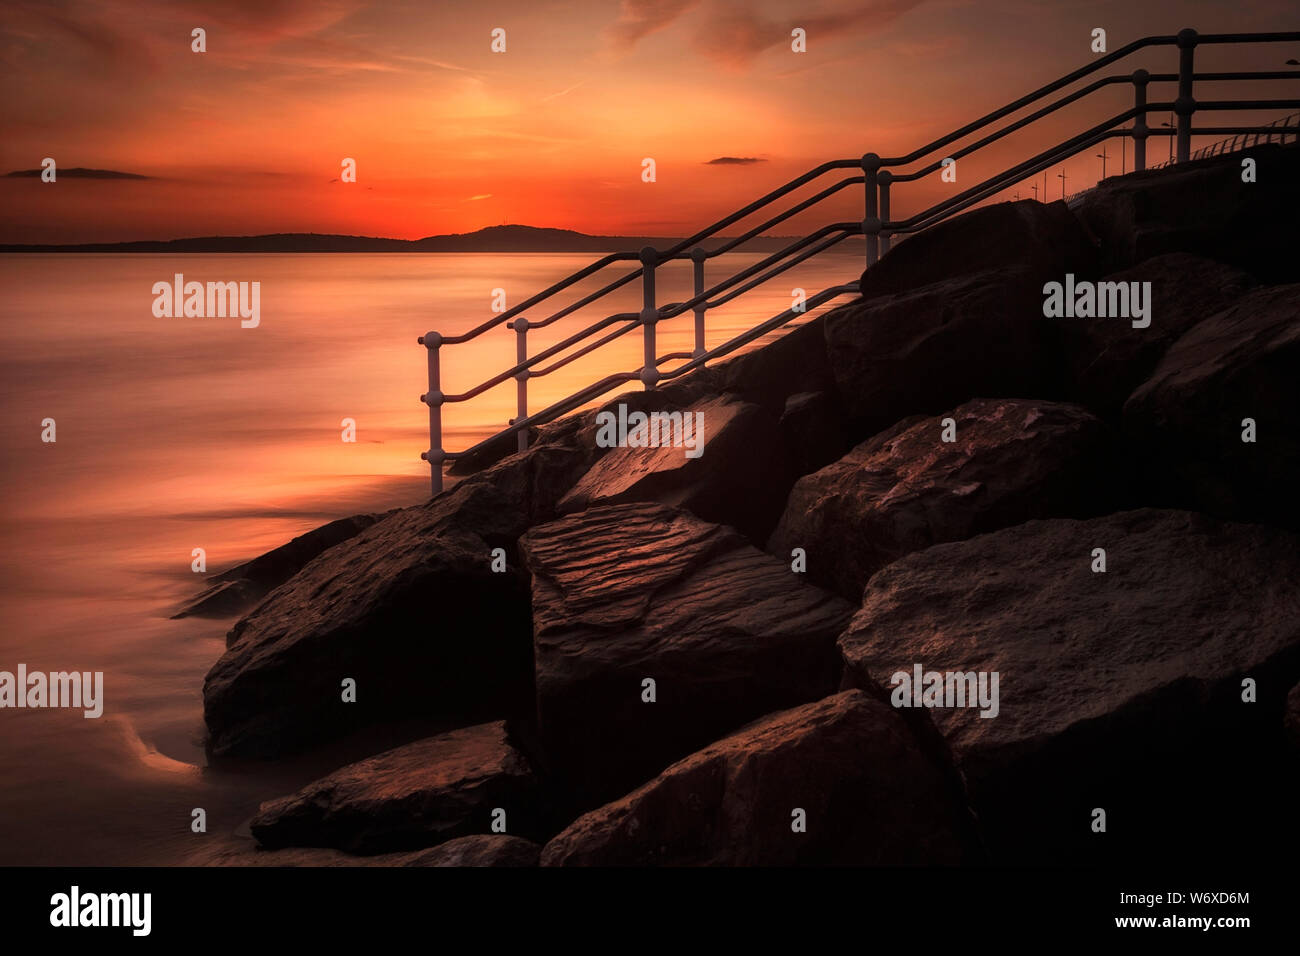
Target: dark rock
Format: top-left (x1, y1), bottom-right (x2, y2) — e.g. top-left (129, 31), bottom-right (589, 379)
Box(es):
top-left (1286, 683), bottom-right (1300, 752)
top-left (715, 314), bottom-right (836, 409)
top-left (838, 508), bottom-right (1300, 862)
top-left (1073, 142), bottom-right (1300, 281)
top-left (174, 513), bottom-right (383, 619)
top-left (519, 502), bottom-right (854, 804)
top-left (250, 721), bottom-right (539, 854)
top-left (861, 199), bottom-right (1097, 299)
top-left (768, 399), bottom-right (1115, 601)
top-left (540, 690), bottom-right (975, 865)
top-left (1123, 283), bottom-right (1300, 529)
top-left (825, 268), bottom-right (1063, 434)
top-left (558, 393), bottom-right (791, 542)
top-left (778, 390), bottom-right (852, 478)
top-left (403, 833), bottom-right (540, 867)
top-left (1059, 253), bottom-right (1256, 417)
top-left (187, 834), bottom-right (540, 867)
top-left (204, 432), bottom-right (598, 758)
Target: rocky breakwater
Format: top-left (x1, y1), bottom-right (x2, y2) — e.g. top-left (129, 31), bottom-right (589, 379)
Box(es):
top-left (195, 144), bottom-right (1300, 866)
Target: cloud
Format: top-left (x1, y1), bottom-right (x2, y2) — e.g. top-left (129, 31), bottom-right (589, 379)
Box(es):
top-left (692, 0), bottom-right (929, 69)
top-left (705, 156), bottom-right (767, 165)
top-left (465, 194), bottom-right (493, 201)
top-left (4, 167), bottom-right (150, 179)
top-left (605, 0), bottom-right (700, 49)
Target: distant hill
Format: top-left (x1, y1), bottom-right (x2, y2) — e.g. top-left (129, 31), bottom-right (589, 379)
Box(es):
top-left (0, 224), bottom-right (861, 254)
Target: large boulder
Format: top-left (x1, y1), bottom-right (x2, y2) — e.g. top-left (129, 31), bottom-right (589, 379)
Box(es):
top-left (838, 509), bottom-right (1300, 862)
top-left (540, 690), bottom-right (976, 866)
top-left (861, 199), bottom-right (1097, 299)
top-left (1123, 283), bottom-right (1300, 529)
top-left (825, 267), bottom-right (1063, 434)
top-left (519, 502), bottom-right (854, 804)
top-left (558, 393), bottom-right (790, 541)
top-left (1073, 142), bottom-right (1300, 281)
top-left (249, 721), bottom-right (540, 854)
top-left (187, 834), bottom-right (540, 867)
top-left (768, 399), bottom-right (1116, 601)
top-left (203, 433), bottom-right (598, 758)
top-left (174, 513), bottom-right (384, 619)
top-left (1058, 253), bottom-right (1256, 417)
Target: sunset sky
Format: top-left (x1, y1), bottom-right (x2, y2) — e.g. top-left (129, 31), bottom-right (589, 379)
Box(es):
top-left (1, 0), bottom-right (1296, 243)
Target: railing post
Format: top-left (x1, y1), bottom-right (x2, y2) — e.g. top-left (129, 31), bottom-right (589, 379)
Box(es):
top-left (691, 248), bottom-right (707, 359)
top-left (860, 152), bottom-right (881, 268)
top-left (877, 170), bottom-right (893, 256)
top-left (639, 246), bottom-right (660, 390)
top-left (1131, 68), bottom-right (1149, 171)
top-left (418, 331), bottom-right (444, 496)
top-left (1175, 28), bottom-right (1198, 163)
top-left (508, 316), bottom-right (529, 452)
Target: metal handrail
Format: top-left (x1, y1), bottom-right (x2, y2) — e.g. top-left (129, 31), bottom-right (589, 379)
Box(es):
top-left (419, 27), bottom-right (1300, 494)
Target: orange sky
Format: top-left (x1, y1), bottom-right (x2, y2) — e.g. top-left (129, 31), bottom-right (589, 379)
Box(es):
top-left (1, 0), bottom-right (1296, 243)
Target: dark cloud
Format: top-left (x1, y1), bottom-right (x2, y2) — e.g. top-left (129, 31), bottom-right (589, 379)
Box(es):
top-left (4, 167), bottom-right (150, 179)
top-left (705, 156), bottom-right (767, 165)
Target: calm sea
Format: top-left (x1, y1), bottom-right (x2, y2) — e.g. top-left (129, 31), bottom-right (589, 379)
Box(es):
top-left (0, 251), bottom-right (860, 864)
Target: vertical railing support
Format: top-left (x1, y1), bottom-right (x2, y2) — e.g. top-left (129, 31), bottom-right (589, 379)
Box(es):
top-left (690, 247), bottom-right (707, 359)
top-left (1131, 68), bottom-right (1149, 171)
top-left (877, 170), bottom-right (893, 256)
top-left (418, 330), bottom-right (445, 496)
top-left (638, 246), bottom-right (660, 390)
top-left (508, 316), bottom-right (530, 452)
top-left (1175, 28), bottom-right (1198, 163)
top-left (860, 152), bottom-right (881, 268)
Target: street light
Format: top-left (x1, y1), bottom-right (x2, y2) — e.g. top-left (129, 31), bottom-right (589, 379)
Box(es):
top-left (1161, 114), bottom-right (1174, 163)
top-left (1057, 167), bottom-right (1067, 199)
top-left (1096, 148), bottom-right (1109, 180)
top-left (1031, 183), bottom-right (1039, 201)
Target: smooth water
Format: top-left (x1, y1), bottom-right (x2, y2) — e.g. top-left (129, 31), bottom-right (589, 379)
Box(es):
top-left (0, 252), bottom-right (858, 864)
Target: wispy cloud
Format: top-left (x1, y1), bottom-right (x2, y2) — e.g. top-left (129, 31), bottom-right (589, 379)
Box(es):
top-left (693, 0), bottom-right (929, 69)
top-left (541, 79), bottom-right (588, 102)
top-left (605, 0), bottom-right (700, 49)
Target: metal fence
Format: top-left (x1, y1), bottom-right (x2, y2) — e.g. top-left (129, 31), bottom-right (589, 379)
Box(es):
top-left (419, 27), bottom-right (1300, 494)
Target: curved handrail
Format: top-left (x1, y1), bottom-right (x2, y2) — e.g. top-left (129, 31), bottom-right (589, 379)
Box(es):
top-left (418, 27), bottom-right (1300, 493)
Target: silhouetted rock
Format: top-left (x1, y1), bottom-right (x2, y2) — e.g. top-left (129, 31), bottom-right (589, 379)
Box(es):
top-left (839, 509), bottom-right (1300, 862)
top-left (174, 513), bottom-right (383, 619)
top-left (188, 834), bottom-right (540, 867)
top-left (715, 315), bottom-right (836, 409)
top-left (1286, 683), bottom-right (1300, 751)
top-left (861, 199), bottom-right (1097, 299)
top-left (204, 434), bottom-right (598, 758)
top-left (540, 690), bottom-right (974, 865)
top-left (768, 399), bottom-right (1115, 601)
top-left (1058, 253), bottom-right (1256, 417)
top-left (558, 393), bottom-right (790, 541)
top-left (1123, 283), bottom-right (1300, 528)
top-left (250, 721), bottom-right (539, 854)
top-left (778, 390), bottom-right (852, 478)
top-left (826, 268), bottom-right (1061, 434)
top-left (520, 502), bottom-right (853, 804)
top-left (405, 833), bottom-right (540, 866)
top-left (1073, 142), bottom-right (1300, 281)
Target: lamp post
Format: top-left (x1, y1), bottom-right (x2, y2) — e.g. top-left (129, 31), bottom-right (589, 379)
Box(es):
top-left (1030, 183), bottom-right (1038, 201)
top-left (1161, 115), bottom-right (1174, 163)
top-left (1057, 167), bottom-right (1067, 199)
top-left (1096, 148), bottom-right (1108, 180)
